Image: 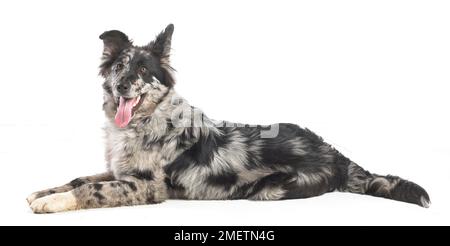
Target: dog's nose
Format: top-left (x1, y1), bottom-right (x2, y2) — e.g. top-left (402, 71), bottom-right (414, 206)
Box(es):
top-left (116, 83), bottom-right (130, 94)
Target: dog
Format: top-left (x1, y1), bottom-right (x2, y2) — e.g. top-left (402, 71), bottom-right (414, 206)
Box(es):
top-left (27, 24), bottom-right (430, 213)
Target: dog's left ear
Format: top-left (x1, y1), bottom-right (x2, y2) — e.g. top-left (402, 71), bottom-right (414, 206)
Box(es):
top-left (145, 24), bottom-right (176, 87)
top-left (146, 24), bottom-right (174, 58)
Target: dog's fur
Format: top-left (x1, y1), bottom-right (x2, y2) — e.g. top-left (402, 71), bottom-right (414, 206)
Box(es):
top-left (27, 24), bottom-right (430, 213)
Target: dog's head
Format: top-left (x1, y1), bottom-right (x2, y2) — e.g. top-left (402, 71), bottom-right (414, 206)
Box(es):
top-left (99, 24), bottom-right (175, 128)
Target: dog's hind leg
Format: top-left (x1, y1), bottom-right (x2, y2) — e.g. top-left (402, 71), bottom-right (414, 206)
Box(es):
top-left (27, 172), bottom-right (114, 205)
top-left (244, 167), bottom-right (337, 200)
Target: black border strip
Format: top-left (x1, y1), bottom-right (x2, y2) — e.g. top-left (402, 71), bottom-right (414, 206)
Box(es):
top-left (0, 226), bottom-right (447, 244)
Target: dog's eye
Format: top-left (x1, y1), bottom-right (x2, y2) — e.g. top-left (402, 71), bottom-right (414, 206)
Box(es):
top-left (115, 63), bottom-right (124, 72)
top-left (139, 66), bottom-right (147, 75)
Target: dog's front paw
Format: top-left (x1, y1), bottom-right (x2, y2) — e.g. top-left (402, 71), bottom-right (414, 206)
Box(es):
top-left (27, 189), bottom-right (57, 205)
top-left (30, 192), bottom-right (78, 214)
top-left (27, 192), bottom-right (40, 205)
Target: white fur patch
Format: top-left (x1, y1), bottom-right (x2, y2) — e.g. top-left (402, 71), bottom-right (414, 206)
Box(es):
top-left (420, 196), bottom-right (430, 208)
top-left (26, 192), bottom-right (39, 205)
top-left (250, 186), bottom-right (286, 200)
top-left (30, 192), bottom-right (78, 213)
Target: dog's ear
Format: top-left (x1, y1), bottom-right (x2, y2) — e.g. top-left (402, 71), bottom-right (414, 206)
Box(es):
top-left (99, 30), bottom-right (132, 77)
top-left (146, 24), bottom-right (174, 58)
top-left (146, 24), bottom-right (176, 87)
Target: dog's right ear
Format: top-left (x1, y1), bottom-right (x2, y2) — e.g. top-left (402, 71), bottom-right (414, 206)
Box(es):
top-left (99, 30), bottom-right (132, 77)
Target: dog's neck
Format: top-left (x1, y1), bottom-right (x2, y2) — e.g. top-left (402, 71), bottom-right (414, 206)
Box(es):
top-left (134, 86), bottom-right (172, 119)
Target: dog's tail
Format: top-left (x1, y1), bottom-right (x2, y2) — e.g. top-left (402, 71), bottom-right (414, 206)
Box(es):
top-left (342, 162), bottom-right (430, 208)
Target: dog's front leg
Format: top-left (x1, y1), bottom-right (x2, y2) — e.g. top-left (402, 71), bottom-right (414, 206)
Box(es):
top-left (29, 175), bottom-right (167, 213)
top-left (27, 172), bottom-right (115, 204)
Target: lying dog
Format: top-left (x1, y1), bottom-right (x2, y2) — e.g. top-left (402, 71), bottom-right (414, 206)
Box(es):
top-left (27, 24), bottom-right (430, 213)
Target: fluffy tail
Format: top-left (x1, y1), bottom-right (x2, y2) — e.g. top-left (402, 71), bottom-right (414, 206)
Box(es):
top-left (343, 162), bottom-right (430, 208)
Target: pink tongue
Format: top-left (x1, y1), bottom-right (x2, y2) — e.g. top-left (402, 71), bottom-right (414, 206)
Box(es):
top-left (115, 97), bottom-right (138, 128)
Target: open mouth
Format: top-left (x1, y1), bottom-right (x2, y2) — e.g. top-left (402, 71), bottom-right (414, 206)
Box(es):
top-left (114, 94), bottom-right (145, 128)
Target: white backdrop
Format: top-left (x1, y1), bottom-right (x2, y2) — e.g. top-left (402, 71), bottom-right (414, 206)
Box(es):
top-left (0, 0), bottom-right (449, 225)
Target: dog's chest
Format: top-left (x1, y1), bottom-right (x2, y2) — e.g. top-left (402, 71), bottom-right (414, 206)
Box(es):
top-left (105, 122), bottom-right (168, 177)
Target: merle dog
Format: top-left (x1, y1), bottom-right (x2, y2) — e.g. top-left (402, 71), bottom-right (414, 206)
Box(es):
top-left (27, 24), bottom-right (430, 213)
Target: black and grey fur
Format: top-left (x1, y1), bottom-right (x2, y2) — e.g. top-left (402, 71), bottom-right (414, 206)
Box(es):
top-left (27, 24), bottom-right (430, 213)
